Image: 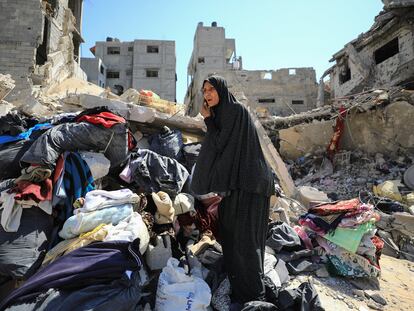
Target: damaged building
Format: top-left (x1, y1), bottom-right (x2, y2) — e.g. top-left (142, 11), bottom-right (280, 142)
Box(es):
top-left (325, 0), bottom-right (414, 99)
top-left (0, 0), bottom-right (86, 106)
top-left (184, 22), bottom-right (318, 117)
top-left (82, 38), bottom-right (177, 101)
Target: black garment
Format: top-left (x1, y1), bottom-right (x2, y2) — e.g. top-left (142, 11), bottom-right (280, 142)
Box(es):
top-left (277, 281), bottom-right (324, 311)
top-left (5, 272), bottom-right (143, 311)
top-left (241, 301), bottom-right (278, 311)
top-left (219, 189), bottom-right (270, 303)
top-left (20, 122), bottom-right (128, 170)
top-left (190, 75), bottom-right (274, 196)
top-left (0, 208), bottom-right (54, 280)
top-left (266, 221), bottom-right (302, 252)
top-left (0, 140), bottom-right (34, 180)
top-left (0, 240), bottom-right (142, 310)
top-left (0, 112), bottom-right (38, 136)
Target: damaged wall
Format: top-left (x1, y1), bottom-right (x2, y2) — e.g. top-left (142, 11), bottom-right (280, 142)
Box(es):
top-left (0, 0), bottom-right (85, 103)
top-left (185, 22), bottom-right (318, 117)
top-left (0, 0), bottom-right (44, 101)
top-left (330, 9), bottom-right (414, 98)
top-left (277, 101), bottom-right (414, 159)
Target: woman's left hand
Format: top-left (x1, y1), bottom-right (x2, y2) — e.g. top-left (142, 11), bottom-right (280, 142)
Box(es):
top-left (201, 101), bottom-right (211, 118)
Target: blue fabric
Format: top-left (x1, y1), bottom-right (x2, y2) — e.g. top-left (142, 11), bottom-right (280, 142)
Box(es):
top-left (149, 127), bottom-right (183, 160)
top-left (53, 152), bottom-right (95, 223)
top-left (0, 123), bottom-right (52, 145)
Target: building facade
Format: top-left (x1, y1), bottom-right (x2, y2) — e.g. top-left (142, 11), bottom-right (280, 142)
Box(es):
top-left (82, 38), bottom-right (176, 101)
top-left (326, 0), bottom-right (414, 99)
top-left (0, 0), bottom-right (86, 103)
top-left (184, 22), bottom-right (318, 117)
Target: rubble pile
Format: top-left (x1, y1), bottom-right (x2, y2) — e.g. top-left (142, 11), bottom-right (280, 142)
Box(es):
top-left (290, 151), bottom-right (413, 200)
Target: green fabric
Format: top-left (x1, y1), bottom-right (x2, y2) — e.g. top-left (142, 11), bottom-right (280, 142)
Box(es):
top-left (324, 221), bottom-right (375, 253)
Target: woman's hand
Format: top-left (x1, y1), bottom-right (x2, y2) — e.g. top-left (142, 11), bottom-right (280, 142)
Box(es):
top-left (201, 101), bottom-right (211, 118)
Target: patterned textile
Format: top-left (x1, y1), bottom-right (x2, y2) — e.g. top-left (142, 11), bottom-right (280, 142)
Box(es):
top-left (309, 198), bottom-right (360, 216)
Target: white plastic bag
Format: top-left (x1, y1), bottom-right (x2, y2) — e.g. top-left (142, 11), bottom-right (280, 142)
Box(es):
top-left (155, 258), bottom-right (211, 311)
top-left (104, 212), bottom-right (149, 255)
top-left (79, 151), bottom-right (110, 180)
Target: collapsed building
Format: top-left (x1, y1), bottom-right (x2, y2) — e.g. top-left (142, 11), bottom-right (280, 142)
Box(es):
top-left (319, 0), bottom-right (414, 101)
top-left (261, 0), bottom-right (414, 268)
top-left (184, 22), bottom-right (319, 117)
top-left (0, 0), bottom-right (86, 111)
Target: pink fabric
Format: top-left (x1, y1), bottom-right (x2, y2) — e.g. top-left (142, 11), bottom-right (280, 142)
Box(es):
top-left (294, 225), bottom-right (313, 250)
top-left (13, 179), bottom-right (53, 202)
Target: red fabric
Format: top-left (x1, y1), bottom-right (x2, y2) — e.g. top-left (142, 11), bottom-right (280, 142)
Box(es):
top-left (195, 196), bottom-right (222, 239)
top-left (309, 198), bottom-right (360, 216)
top-left (53, 154), bottom-right (65, 184)
top-left (76, 112), bottom-right (126, 129)
top-left (13, 179), bottom-right (53, 202)
top-left (127, 130), bottom-right (136, 150)
top-left (327, 106), bottom-right (347, 160)
top-left (177, 213), bottom-right (197, 227)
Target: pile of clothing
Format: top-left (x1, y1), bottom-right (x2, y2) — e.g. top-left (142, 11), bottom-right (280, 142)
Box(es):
top-left (0, 107), bottom-right (326, 310)
top-left (298, 198), bottom-right (383, 277)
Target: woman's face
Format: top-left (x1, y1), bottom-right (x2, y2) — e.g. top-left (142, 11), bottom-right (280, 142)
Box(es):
top-left (203, 81), bottom-right (219, 107)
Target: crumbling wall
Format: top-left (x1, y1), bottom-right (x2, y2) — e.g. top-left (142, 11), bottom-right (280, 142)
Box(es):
top-left (0, 0), bottom-right (43, 101)
top-left (0, 0), bottom-right (84, 104)
top-left (331, 24), bottom-right (414, 98)
top-left (34, 0), bottom-right (81, 92)
top-left (277, 101), bottom-right (414, 159)
top-left (187, 68), bottom-right (318, 117)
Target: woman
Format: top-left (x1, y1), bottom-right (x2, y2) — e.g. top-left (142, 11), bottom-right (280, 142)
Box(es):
top-left (191, 75), bottom-right (275, 303)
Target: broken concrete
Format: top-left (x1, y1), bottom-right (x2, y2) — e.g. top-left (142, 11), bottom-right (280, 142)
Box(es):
top-left (0, 0), bottom-right (86, 106)
top-left (263, 88), bottom-right (414, 160)
top-left (329, 4), bottom-right (414, 98)
top-left (0, 74), bottom-right (15, 101)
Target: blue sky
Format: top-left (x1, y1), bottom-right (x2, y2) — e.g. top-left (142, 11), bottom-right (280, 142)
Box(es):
top-left (81, 0), bottom-right (384, 102)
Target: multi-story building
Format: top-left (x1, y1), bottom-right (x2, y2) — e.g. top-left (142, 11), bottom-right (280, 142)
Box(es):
top-left (82, 38), bottom-right (176, 101)
top-left (184, 22), bottom-right (318, 117)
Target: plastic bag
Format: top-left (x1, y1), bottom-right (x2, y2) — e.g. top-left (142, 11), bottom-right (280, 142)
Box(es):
top-left (155, 258), bottom-right (211, 311)
top-left (79, 151), bottom-right (110, 180)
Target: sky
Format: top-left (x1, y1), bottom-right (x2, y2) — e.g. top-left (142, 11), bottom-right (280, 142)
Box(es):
top-left (81, 0), bottom-right (384, 103)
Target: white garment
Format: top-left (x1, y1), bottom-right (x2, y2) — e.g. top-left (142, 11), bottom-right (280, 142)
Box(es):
top-left (0, 191), bottom-right (52, 232)
top-left (104, 212), bottom-right (150, 254)
top-left (74, 188), bottom-right (139, 214)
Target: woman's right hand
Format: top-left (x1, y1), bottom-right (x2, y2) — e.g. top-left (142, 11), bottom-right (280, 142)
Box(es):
top-left (201, 101), bottom-right (211, 118)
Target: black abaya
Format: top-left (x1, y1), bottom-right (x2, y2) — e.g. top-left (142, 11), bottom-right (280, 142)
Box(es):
top-left (190, 75), bottom-right (274, 303)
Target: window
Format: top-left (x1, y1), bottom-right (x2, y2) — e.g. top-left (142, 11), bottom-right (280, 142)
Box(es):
top-left (128, 46), bottom-right (134, 52)
top-left (198, 57), bottom-right (205, 63)
top-left (258, 98), bottom-right (275, 103)
top-left (147, 45), bottom-right (159, 53)
top-left (292, 100), bottom-right (304, 105)
top-left (107, 47), bottom-right (120, 55)
top-left (106, 71), bottom-right (119, 79)
top-left (374, 37), bottom-right (399, 65)
top-left (126, 69), bottom-right (132, 76)
top-left (263, 73), bottom-right (272, 80)
top-left (100, 65), bottom-right (104, 75)
top-left (146, 69), bottom-right (159, 78)
top-left (339, 66), bottom-right (351, 84)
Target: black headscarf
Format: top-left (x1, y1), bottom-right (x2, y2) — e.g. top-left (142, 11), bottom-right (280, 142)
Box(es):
top-left (190, 76), bottom-right (274, 196)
